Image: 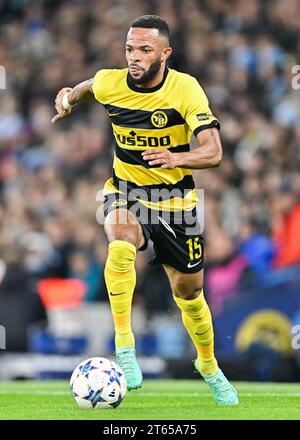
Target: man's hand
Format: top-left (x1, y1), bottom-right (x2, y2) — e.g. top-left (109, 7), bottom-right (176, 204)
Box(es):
top-left (51, 87), bottom-right (73, 124)
top-left (142, 149), bottom-right (180, 169)
top-left (142, 128), bottom-right (222, 170)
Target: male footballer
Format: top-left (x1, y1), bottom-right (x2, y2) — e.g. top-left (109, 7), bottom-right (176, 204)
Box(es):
top-left (52, 15), bottom-right (239, 405)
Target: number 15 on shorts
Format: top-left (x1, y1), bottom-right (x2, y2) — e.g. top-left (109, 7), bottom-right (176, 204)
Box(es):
top-left (186, 237), bottom-right (202, 261)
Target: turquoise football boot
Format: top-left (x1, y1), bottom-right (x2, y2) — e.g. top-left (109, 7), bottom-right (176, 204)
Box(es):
top-left (115, 346), bottom-right (143, 390)
top-left (195, 360), bottom-right (239, 405)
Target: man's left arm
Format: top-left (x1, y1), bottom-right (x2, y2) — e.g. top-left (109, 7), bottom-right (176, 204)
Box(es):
top-left (142, 126), bottom-right (222, 170)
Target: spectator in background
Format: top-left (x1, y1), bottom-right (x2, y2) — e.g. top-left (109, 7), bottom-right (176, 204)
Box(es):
top-left (68, 247), bottom-right (102, 302)
top-left (205, 230), bottom-right (251, 315)
top-left (0, 254), bottom-right (47, 352)
top-left (271, 181), bottom-right (300, 268)
top-left (238, 218), bottom-right (276, 278)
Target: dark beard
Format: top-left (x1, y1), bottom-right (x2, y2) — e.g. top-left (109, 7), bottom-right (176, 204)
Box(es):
top-left (128, 59), bottom-right (162, 85)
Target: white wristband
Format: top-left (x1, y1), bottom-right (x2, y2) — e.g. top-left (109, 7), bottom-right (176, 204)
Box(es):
top-left (62, 93), bottom-right (74, 110)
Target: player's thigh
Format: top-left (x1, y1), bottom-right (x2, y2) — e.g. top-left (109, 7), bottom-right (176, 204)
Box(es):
top-left (104, 207), bottom-right (145, 249)
top-left (163, 264), bottom-right (204, 300)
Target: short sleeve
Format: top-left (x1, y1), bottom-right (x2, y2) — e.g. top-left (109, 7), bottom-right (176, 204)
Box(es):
top-left (92, 69), bottom-right (109, 104)
top-left (184, 77), bottom-right (220, 136)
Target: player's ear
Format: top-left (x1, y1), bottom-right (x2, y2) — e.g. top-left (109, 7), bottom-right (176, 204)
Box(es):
top-left (161, 47), bottom-right (172, 62)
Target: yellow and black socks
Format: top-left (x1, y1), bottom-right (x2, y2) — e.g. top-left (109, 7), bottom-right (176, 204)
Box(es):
top-left (104, 240), bottom-right (136, 349)
top-left (174, 290), bottom-right (218, 376)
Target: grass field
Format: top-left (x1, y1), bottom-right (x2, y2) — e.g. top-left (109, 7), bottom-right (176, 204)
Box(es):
top-left (0, 380), bottom-right (299, 420)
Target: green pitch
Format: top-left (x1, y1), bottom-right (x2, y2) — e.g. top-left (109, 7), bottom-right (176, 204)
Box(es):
top-left (0, 380), bottom-right (299, 420)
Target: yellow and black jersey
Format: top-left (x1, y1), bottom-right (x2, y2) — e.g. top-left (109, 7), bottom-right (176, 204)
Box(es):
top-left (92, 67), bottom-right (220, 211)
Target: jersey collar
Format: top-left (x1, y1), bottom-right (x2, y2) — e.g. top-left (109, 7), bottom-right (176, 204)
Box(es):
top-left (126, 67), bottom-right (169, 93)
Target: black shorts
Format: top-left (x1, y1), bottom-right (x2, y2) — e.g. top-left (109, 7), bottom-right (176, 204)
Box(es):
top-left (103, 193), bottom-right (204, 274)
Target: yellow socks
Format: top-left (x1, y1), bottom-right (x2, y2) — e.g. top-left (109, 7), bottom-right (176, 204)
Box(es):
top-left (104, 240), bottom-right (217, 375)
top-left (174, 290), bottom-right (218, 376)
top-left (104, 240), bottom-right (136, 349)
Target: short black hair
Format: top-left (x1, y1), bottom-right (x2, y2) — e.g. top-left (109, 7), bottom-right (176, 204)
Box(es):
top-left (131, 15), bottom-right (170, 41)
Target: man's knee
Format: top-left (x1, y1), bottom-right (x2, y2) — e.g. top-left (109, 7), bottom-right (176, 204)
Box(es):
top-left (172, 272), bottom-right (203, 300)
top-left (106, 240), bottom-right (137, 273)
top-left (108, 229), bottom-right (140, 247)
top-left (104, 209), bottom-right (144, 249)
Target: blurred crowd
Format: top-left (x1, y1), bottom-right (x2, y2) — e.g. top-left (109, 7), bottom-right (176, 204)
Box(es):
top-left (0, 0), bottom-right (300, 319)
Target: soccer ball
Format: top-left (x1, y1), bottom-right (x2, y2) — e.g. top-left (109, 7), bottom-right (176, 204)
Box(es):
top-left (70, 357), bottom-right (127, 409)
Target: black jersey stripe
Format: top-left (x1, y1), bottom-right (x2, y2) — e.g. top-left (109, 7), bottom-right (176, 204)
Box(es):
top-left (113, 170), bottom-right (195, 202)
top-left (114, 143), bottom-right (190, 167)
top-left (193, 119), bottom-right (220, 136)
top-left (104, 104), bottom-right (186, 129)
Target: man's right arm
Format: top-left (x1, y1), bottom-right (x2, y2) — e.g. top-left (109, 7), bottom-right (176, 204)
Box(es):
top-left (51, 78), bottom-right (94, 124)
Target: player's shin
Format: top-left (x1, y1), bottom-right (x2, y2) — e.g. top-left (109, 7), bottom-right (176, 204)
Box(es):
top-left (104, 240), bottom-right (136, 349)
top-left (173, 290), bottom-right (218, 375)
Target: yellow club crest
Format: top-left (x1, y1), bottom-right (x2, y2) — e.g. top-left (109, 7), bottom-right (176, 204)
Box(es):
top-left (151, 110), bottom-right (168, 128)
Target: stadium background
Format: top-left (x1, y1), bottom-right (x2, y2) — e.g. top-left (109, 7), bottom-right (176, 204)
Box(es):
top-left (0, 0), bottom-right (300, 382)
